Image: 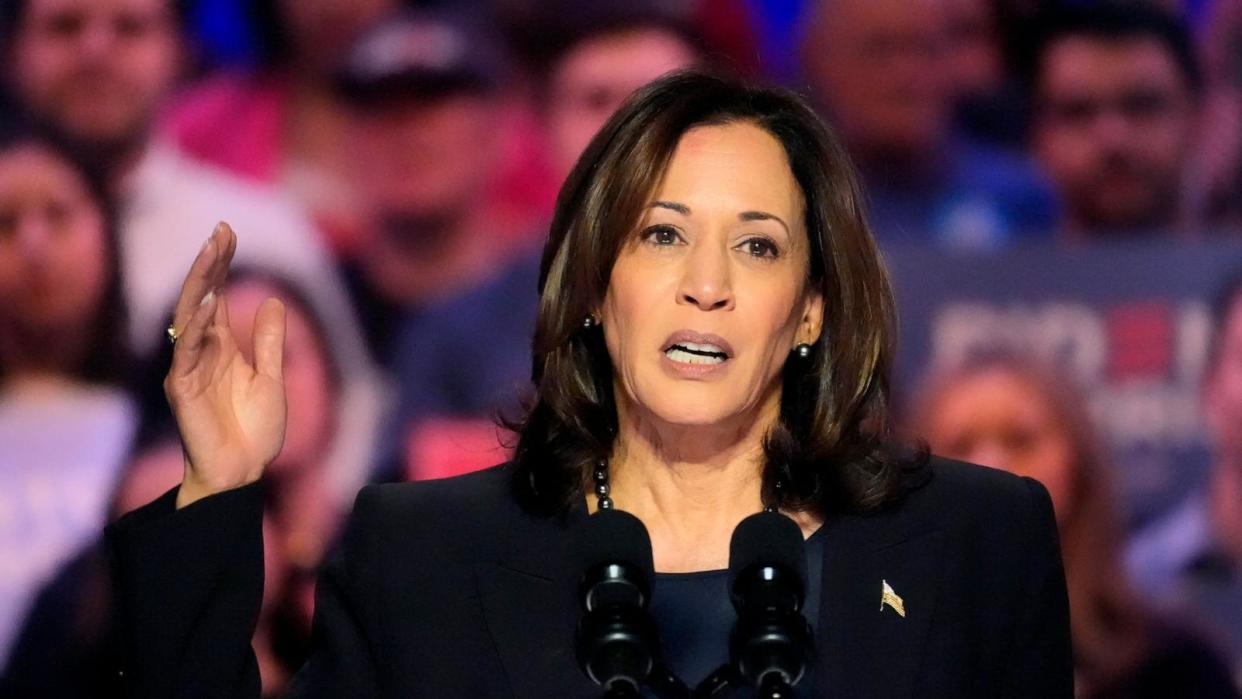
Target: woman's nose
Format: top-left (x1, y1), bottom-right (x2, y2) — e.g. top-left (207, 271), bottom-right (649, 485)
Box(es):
top-left (677, 240), bottom-right (733, 311)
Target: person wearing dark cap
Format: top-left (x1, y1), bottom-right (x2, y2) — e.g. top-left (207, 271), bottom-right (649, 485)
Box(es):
top-left (330, 9), bottom-right (523, 365)
top-left (377, 4), bottom-right (712, 483)
top-left (160, 0), bottom-right (403, 253)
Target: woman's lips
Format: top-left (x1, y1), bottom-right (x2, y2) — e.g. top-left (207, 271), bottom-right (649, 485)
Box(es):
top-left (660, 330), bottom-right (733, 378)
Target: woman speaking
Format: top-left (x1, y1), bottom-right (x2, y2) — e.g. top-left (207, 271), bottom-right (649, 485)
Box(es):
top-left (108, 72), bottom-right (1071, 697)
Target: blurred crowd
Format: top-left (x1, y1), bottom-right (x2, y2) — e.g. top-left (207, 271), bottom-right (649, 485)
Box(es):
top-left (2, 0), bottom-right (1242, 696)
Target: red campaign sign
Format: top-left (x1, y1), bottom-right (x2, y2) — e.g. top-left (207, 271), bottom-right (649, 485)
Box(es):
top-left (1107, 301), bottom-right (1174, 381)
top-left (884, 239), bottom-right (1242, 527)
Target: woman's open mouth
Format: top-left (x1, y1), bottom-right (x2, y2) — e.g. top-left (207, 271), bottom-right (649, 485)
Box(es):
top-left (664, 341), bottom-right (729, 365)
top-left (660, 331), bottom-right (733, 375)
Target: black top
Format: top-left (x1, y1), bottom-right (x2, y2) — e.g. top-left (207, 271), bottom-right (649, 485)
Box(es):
top-left (105, 457), bottom-right (1075, 697)
top-left (649, 526), bottom-right (825, 694)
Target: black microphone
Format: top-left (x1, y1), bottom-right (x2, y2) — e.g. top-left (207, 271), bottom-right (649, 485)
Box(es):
top-left (573, 509), bottom-right (660, 697)
top-left (727, 511), bottom-right (814, 698)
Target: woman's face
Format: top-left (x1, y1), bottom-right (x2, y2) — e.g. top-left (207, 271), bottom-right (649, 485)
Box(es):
top-left (226, 281), bottom-right (335, 474)
top-left (921, 368), bottom-right (1075, 518)
top-left (0, 144), bottom-right (108, 336)
top-left (601, 122), bottom-right (823, 436)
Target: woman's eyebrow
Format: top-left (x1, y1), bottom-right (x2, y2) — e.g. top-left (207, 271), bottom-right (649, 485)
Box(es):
top-left (739, 210), bottom-right (790, 234)
top-left (650, 201), bottom-right (790, 234)
top-left (650, 200), bottom-right (690, 215)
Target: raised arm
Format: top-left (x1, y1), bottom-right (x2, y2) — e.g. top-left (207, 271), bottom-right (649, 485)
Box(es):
top-left (163, 221), bottom-right (287, 508)
top-left (108, 223), bottom-right (379, 697)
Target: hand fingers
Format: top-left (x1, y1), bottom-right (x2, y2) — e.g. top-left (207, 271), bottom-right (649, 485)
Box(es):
top-left (213, 284), bottom-right (230, 330)
top-left (207, 221), bottom-right (236, 294)
top-left (168, 288), bottom-right (219, 380)
top-left (169, 225), bottom-right (224, 335)
top-left (219, 221), bottom-right (238, 269)
top-left (252, 297), bottom-right (286, 383)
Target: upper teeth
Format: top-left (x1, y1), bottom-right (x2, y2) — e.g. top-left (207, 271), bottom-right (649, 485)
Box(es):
top-left (677, 342), bottom-right (725, 355)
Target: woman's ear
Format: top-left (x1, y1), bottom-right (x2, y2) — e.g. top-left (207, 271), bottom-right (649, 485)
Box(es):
top-left (800, 290), bottom-right (825, 346)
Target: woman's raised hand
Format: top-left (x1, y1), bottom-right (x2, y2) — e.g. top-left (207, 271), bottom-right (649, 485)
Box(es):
top-left (166, 222), bottom-right (287, 509)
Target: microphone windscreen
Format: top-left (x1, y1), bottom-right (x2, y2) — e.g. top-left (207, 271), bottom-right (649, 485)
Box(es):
top-left (728, 511), bottom-right (807, 593)
top-left (572, 509), bottom-right (655, 581)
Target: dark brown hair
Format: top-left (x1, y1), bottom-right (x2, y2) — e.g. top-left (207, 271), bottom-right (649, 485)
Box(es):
top-left (0, 123), bottom-right (132, 387)
top-left (511, 71), bottom-right (918, 516)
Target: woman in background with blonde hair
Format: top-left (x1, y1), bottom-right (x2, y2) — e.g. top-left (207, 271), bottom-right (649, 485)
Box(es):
top-left (912, 352), bottom-right (1239, 698)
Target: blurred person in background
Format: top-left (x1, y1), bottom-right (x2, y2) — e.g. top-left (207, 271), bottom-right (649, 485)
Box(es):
top-left (913, 352), bottom-right (1240, 697)
top-left (945, 0), bottom-right (1005, 103)
top-left (0, 448), bottom-right (186, 698)
top-left (378, 5), bottom-right (708, 482)
top-left (162, 0), bottom-right (402, 254)
top-left (329, 9), bottom-right (525, 364)
top-left (534, 3), bottom-right (707, 185)
top-left (0, 447), bottom-right (165, 698)
top-left (1029, 2), bottom-right (1202, 238)
top-left (2, 0), bottom-right (385, 498)
top-left (943, 0), bottom-right (1032, 149)
top-left (0, 126), bottom-right (137, 668)
top-left (1, 0), bottom-right (361, 357)
top-left (167, 0), bottom-right (559, 257)
top-left (1191, 0), bottom-right (1242, 230)
top-left (1, 269), bottom-right (347, 697)
top-left (798, 0), bottom-right (1055, 250)
top-left (1130, 272), bottom-right (1242, 682)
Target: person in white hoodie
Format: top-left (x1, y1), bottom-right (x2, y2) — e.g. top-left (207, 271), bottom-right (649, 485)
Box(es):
top-left (2, 0), bottom-right (384, 498)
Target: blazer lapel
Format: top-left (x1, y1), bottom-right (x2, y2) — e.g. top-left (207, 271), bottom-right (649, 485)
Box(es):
top-left (473, 503), bottom-right (599, 698)
top-left (814, 511), bottom-right (945, 698)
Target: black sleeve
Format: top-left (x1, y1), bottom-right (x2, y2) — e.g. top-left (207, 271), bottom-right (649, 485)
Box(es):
top-left (1000, 478), bottom-right (1074, 698)
top-left (106, 482), bottom-right (383, 698)
top-left (281, 488), bottom-right (383, 697)
top-left (107, 482), bottom-right (265, 698)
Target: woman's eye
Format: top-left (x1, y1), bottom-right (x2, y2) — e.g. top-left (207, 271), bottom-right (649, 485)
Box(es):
top-left (641, 225), bottom-right (682, 246)
top-left (740, 237), bottom-right (779, 259)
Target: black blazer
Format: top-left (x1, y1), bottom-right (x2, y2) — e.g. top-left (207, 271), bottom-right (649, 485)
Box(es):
top-left (106, 457), bottom-right (1072, 698)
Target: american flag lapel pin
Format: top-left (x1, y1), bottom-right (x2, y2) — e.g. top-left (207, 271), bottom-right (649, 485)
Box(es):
top-left (880, 579), bottom-right (906, 617)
